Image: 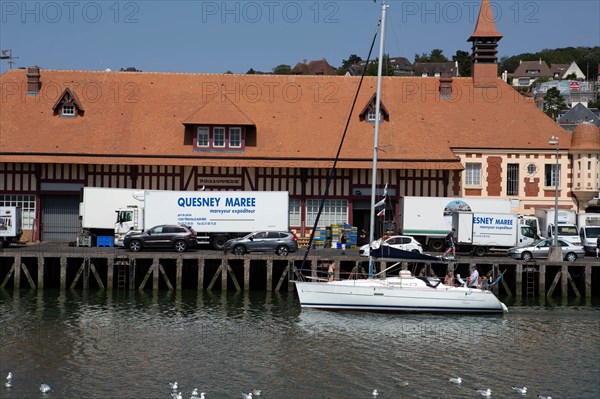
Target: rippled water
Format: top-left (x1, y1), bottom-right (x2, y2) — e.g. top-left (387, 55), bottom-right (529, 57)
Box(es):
top-left (0, 289), bottom-right (598, 399)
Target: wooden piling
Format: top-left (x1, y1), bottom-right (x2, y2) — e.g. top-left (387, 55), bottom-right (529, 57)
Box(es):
top-left (176, 258), bottom-right (183, 292)
top-left (243, 259), bottom-right (250, 291)
top-left (515, 263), bottom-right (523, 299)
top-left (60, 256), bottom-right (67, 290)
top-left (561, 265), bottom-right (569, 301)
top-left (37, 256), bottom-right (44, 289)
top-left (585, 265), bottom-right (592, 305)
top-left (220, 259), bottom-right (227, 291)
top-left (266, 260), bottom-right (273, 292)
top-left (107, 258), bottom-right (114, 291)
top-left (14, 256), bottom-right (21, 288)
top-left (197, 259), bottom-right (204, 291)
top-left (539, 265), bottom-right (546, 302)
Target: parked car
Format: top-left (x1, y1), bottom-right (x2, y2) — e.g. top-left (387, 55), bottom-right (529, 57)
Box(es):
top-left (123, 224), bottom-right (198, 252)
top-left (359, 235), bottom-right (423, 257)
top-left (507, 239), bottom-right (585, 262)
top-left (224, 231), bottom-right (298, 256)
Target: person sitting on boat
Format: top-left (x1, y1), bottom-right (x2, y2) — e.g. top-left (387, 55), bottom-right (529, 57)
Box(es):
top-left (444, 271), bottom-right (453, 286)
top-left (468, 266), bottom-right (480, 288)
top-left (327, 261), bottom-right (335, 282)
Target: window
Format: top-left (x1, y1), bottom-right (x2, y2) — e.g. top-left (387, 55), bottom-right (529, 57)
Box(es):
top-left (544, 164), bottom-right (560, 187)
top-left (197, 127), bottom-right (209, 147)
top-left (229, 127), bottom-right (242, 148)
top-left (465, 163), bottom-right (481, 186)
top-left (289, 199), bottom-right (301, 227)
top-left (526, 163), bottom-right (537, 175)
top-left (0, 194), bottom-right (36, 230)
top-left (506, 163), bottom-right (519, 195)
top-left (306, 199), bottom-right (348, 227)
top-left (62, 105), bottom-right (75, 116)
top-left (213, 127), bottom-right (225, 147)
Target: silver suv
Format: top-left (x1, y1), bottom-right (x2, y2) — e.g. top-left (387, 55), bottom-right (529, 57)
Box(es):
top-left (224, 231), bottom-right (298, 256)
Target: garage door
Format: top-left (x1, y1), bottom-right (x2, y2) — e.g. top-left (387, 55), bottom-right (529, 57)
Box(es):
top-left (41, 195), bottom-right (80, 242)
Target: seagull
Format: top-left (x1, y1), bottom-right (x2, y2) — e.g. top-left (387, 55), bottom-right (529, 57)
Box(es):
top-left (199, 393), bottom-right (206, 399)
top-left (172, 392), bottom-right (183, 399)
top-left (5, 372), bottom-right (12, 381)
top-left (40, 383), bottom-right (52, 393)
top-left (191, 388), bottom-right (199, 397)
top-left (476, 388), bottom-right (491, 397)
top-left (449, 377), bottom-right (462, 384)
top-left (537, 395), bottom-right (552, 399)
top-left (241, 393), bottom-right (253, 399)
top-left (251, 389), bottom-right (261, 396)
top-left (372, 389), bottom-right (379, 396)
top-left (512, 386), bottom-right (527, 394)
top-left (170, 382), bottom-right (179, 391)
top-left (4, 380), bottom-right (13, 389)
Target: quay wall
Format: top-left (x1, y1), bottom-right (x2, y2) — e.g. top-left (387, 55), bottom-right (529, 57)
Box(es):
top-left (1, 250), bottom-right (599, 303)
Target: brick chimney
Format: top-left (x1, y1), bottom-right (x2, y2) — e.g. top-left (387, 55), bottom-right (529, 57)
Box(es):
top-left (467, 0), bottom-right (503, 88)
top-left (27, 66), bottom-right (41, 95)
top-left (439, 73), bottom-right (453, 99)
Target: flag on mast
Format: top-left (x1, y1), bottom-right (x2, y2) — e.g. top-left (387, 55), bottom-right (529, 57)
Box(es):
top-left (377, 209), bottom-right (385, 217)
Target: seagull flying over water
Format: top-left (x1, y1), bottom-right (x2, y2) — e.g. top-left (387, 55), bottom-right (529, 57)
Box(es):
top-left (476, 388), bottom-right (491, 397)
top-left (39, 383), bottom-right (52, 393)
top-left (449, 377), bottom-right (462, 384)
top-left (512, 386), bottom-right (527, 394)
top-left (242, 392), bottom-right (253, 399)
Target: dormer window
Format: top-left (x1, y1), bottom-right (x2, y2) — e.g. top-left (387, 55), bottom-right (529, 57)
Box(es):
top-left (52, 87), bottom-right (84, 118)
top-left (359, 93), bottom-right (390, 123)
top-left (193, 126), bottom-right (246, 151)
top-left (62, 105), bottom-right (75, 116)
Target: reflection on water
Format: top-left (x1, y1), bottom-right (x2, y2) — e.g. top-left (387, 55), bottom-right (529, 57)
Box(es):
top-left (0, 289), bottom-right (598, 399)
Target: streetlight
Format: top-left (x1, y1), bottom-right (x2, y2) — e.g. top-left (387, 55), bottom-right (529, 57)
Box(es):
top-left (548, 135), bottom-right (562, 261)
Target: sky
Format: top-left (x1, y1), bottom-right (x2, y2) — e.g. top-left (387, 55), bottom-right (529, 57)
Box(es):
top-left (1, 0), bottom-right (599, 75)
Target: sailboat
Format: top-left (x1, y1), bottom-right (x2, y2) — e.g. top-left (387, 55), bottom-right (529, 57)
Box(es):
top-left (294, 2), bottom-right (508, 314)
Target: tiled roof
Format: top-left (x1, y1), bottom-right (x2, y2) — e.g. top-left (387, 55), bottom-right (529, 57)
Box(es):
top-left (511, 61), bottom-right (553, 78)
top-left (570, 123), bottom-right (600, 151)
top-left (0, 69), bottom-right (570, 169)
top-left (468, 0), bottom-right (503, 40)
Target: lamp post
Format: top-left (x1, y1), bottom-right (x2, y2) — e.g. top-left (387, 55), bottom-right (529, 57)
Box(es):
top-left (548, 135), bottom-right (562, 261)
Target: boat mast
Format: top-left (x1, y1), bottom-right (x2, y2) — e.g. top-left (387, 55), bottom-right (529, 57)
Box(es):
top-left (369, 1), bottom-right (388, 278)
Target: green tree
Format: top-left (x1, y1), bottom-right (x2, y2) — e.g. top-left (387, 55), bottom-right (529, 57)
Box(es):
top-left (272, 64), bottom-right (292, 75)
top-left (452, 50), bottom-right (471, 77)
top-left (543, 87), bottom-right (567, 119)
top-left (341, 54), bottom-right (363, 70)
top-left (224, 70), bottom-right (233, 74)
top-left (246, 68), bottom-right (256, 74)
top-left (365, 55), bottom-right (395, 76)
top-left (414, 49), bottom-right (449, 63)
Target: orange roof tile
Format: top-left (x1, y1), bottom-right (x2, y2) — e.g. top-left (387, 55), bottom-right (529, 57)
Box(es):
top-left (0, 69), bottom-right (569, 170)
top-left (570, 123), bottom-right (600, 151)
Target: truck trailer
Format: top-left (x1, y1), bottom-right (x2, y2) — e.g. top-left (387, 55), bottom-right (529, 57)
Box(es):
top-left (0, 206), bottom-right (23, 248)
top-left (79, 187), bottom-right (145, 245)
top-left (116, 190), bottom-right (290, 249)
top-left (452, 212), bottom-right (537, 256)
top-left (577, 213), bottom-right (600, 255)
top-left (534, 209), bottom-right (580, 246)
top-left (399, 196), bottom-right (517, 251)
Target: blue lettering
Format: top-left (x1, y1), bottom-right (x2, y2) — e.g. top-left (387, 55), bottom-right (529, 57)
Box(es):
top-left (225, 197), bottom-right (256, 207)
top-left (177, 197), bottom-right (221, 207)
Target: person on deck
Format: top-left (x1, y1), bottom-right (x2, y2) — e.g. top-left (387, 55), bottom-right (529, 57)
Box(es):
top-left (444, 271), bottom-right (454, 286)
top-left (468, 266), bottom-right (480, 288)
top-left (327, 261), bottom-right (335, 282)
top-left (442, 228), bottom-right (456, 258)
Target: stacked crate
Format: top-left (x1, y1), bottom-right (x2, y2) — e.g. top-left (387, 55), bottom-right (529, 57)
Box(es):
top-left (312, 228), bottom-right (327, 249)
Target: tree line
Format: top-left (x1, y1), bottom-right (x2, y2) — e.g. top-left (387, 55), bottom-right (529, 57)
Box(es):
top-left (243, 46), bottom-right (599, 81)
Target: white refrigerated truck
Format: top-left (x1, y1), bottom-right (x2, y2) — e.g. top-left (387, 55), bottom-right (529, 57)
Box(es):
top-left (399, 196), bottom-right (519, 251)
top-left (452, 212), bottom-right (537, 256)
top-left (79, 187), bottom-right (145, 246)
top-left (116, 190), bottom-right (290, 249)
top-left (534, 209), bottom-right (580, 245)
top-left (577, 213), bottom-right (600, 255)
top-left (0, 206), bottom-right (23, 248)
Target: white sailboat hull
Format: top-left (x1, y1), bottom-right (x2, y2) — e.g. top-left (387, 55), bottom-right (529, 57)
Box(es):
top-left (294, 277), bottom-right (507, 313)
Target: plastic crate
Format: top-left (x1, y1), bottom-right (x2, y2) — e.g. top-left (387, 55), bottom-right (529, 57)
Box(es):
top-left (96, 236), bottom-right (113, 247)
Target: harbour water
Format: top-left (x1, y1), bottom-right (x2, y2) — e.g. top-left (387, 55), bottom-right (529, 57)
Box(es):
top-left (0, 289), bottom-right (598, 399)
